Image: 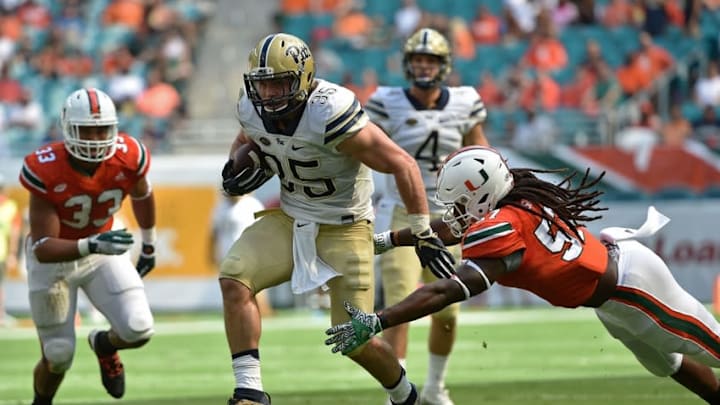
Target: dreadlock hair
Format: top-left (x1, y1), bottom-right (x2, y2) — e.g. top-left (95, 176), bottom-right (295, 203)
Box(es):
top-left (498, 167), bottom-right (608, 240)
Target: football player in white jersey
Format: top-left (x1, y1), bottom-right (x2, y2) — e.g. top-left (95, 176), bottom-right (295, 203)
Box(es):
top-left (218, 33), bottom-right (455, 405)
top-left (365, 28), bottom-right (489, 405)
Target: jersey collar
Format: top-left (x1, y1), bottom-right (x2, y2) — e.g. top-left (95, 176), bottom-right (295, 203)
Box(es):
top-left (403, 87), bottom-right (449, 111)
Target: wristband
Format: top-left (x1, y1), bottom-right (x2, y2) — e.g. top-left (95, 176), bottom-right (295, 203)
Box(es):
top-left (377, 312), bottom-right (389, 330)
top-left (78, 238), bottom-right (90, 257)
top-left (408, 214), bottom-right (431, 236)
top-left (140, 227), bottom-right (157, 244)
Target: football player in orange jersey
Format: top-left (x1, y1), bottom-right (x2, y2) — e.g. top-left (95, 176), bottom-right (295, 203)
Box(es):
top-left (19, 88), bottom-right (157, 405)
top-left (327, 146), bottom-right (720, 404)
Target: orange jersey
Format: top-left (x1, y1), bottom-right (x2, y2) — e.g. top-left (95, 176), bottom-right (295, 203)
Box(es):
top-left (19, 134), bottom-right (150, 240)
top-left (461, 201), bottom-right (608, 308)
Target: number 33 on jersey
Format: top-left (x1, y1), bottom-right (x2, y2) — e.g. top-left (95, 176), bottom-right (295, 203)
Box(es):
top-left (19, 134), bottom-right (150, 239)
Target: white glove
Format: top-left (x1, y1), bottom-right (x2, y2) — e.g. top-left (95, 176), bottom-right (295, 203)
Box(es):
top-left (373, 231), bottom-right (395, 255)
top-left (78, 229), bottom-right (134, 256)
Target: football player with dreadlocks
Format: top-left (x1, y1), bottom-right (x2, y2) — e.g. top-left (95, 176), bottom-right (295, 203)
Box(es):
top-left (219, 33), bottom-right (455, 405)
top-left (365, 27), bottom-right (488, 405)
top-left (327, 146), bottom-right (720, 405)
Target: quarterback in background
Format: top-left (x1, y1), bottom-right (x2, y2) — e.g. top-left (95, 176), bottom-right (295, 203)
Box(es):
top-left (218, 33), bottom-right (454, 405)
top-left (19, 88), bottom-right (157, 405)
top-left (366, 27), bottom-right (489, 405)
top-left (328, 146), bottom-right (720, 405)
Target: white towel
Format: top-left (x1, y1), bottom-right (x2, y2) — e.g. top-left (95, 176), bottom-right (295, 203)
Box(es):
top-left (291, 220), bottom-right (341, 294)
top-left (600, 206), bottom-right (670, 244)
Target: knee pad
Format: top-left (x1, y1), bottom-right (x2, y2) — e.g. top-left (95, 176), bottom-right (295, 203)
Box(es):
top-left (115, 311), bottom-right (154, 343)
top-left (43, 338), bottom-right (74, 373)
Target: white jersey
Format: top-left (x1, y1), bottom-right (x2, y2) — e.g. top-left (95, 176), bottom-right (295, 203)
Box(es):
top-left (236, 79), bottom-right (374, 225)
top-left (365, 86), bottom-right (486, 213)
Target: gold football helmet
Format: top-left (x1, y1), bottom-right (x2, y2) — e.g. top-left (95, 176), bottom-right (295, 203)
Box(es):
top-left (244, 33), bottom-right (315, 118)
top-left (403, 28), bottom-right (451, 88)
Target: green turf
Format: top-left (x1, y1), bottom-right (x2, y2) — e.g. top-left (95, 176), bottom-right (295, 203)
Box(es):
top-left (0, 307), bottom-right (703, 404)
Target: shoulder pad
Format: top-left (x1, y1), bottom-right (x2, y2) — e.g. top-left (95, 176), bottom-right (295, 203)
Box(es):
top-left (365, 86), bottom-right (398, 122)
top-left (19, 152), bottom-right (49, 195)
top-left (451, 86), bottom-right (487, 123)
top-left (307, 81), bottom-right (368, 146)
top-left (117, 134), bottom-right (151, 177)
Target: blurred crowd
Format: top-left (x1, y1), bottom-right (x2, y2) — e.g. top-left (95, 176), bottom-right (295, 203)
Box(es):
top-left (276, 0), bottom-right (720, 152)
top-left (0, 0), bottom-right (213, 156)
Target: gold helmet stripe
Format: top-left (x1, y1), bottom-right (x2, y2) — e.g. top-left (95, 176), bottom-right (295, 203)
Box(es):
top-left (259, 34), bottom-right (277, 68)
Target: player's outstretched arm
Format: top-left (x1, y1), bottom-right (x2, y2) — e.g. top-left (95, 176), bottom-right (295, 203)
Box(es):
top-left (373, 218), bottom-right (460, 255)
top-left (326, 257), bottom-right (503, 354)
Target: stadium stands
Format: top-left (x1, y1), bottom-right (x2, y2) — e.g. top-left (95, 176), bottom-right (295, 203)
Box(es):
top-left (0, 0), bottom-right (213, 157)
top-left (272, 0), bottom-right (720, 200)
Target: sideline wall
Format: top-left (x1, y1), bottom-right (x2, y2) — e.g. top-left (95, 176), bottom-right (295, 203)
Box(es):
top-left (3, 155), bottom-right (720, 312)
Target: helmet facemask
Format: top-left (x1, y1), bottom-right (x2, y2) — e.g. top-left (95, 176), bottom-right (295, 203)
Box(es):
top-left (435, 146), bottom-right (514, 237)
top-left (64, 124), bottom-right (118, 163)
top-left (404, 53), bottom-right (449, 89)
top-left (61, 88), bottom-right (119, 163)
top-left (244, 69), bottom-right (305, 118)
top-left (403, 28), bottom-right (452, 89)
top-left (244, 33), bottom-right (315, 120)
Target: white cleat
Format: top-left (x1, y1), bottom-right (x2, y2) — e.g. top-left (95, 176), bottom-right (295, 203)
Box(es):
top-left (419, 387), bottom-right (454, 405)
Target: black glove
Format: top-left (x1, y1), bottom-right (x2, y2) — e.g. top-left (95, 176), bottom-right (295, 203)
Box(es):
top-left (136, 243), bottom-right (155, 278)
top-left (221, 159), bottom-right (272, 196)
top-left (414, 229), bottom-right (456, 278)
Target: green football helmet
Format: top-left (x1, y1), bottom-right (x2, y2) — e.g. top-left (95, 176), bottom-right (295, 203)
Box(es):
top-left (244, 33), bottom-right (315, 118)
top-left (403, 28), bottom-right (452, 89)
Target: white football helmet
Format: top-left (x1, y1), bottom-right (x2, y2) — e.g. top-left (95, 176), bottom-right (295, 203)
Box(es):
top-left (435, 146), bottom-right (514, 237)
top-left (61, 88), bottom-right (119, 162)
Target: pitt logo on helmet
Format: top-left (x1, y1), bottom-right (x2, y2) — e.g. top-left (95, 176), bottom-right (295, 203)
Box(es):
top-left (244, 33), bottom-right (316, 119)
top-left (285, 45), bottom-right (310, 69)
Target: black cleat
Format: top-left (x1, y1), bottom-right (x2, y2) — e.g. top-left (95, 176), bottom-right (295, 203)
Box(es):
top-left (88, 329), bottom-right (125, 398)
top-left (227, 388), bottom-right (271, 404)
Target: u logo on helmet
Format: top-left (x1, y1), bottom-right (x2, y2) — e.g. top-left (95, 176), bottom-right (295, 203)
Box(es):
top-left (464, 179), bottom-right (481, 191)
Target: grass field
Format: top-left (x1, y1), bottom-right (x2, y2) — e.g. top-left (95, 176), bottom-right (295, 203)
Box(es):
top-left (0, 307), bottom-right (704, 405)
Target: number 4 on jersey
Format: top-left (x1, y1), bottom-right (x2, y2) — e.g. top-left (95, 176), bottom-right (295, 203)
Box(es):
top-left (414, 130), bottom-right (440, 172)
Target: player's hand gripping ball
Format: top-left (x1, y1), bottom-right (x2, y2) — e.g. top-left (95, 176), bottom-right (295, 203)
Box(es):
top-left (230, 141), bottom-right (263, 174)
top-left (221, 141), bottom-right (272, 196)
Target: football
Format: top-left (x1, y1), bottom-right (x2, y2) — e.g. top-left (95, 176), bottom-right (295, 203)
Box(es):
top-left (230, 140), bottom-right (264, 175)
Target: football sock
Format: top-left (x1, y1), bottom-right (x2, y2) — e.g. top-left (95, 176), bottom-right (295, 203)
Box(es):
top-left (398, 358), bottom-right (407, 369)
top-left (425, 353), bottom-right (449, 391)
top-left (385, 368), bottom-right (412, 403)
top-left (94, 331), bottom-right (117, 355)
top-left (232, 349), bottom-right (263, 392)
